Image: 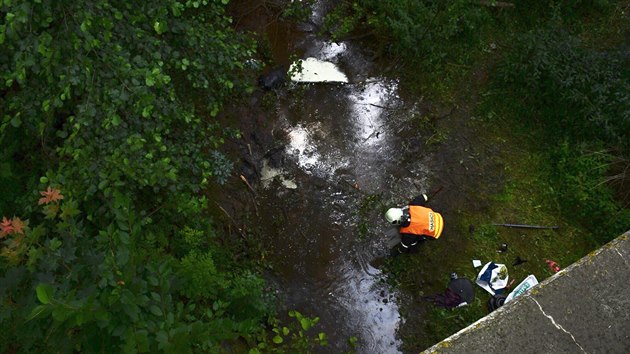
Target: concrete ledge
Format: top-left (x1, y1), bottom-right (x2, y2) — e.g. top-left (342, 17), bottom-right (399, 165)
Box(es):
top-left (424, 231), bottom-right (630, 354)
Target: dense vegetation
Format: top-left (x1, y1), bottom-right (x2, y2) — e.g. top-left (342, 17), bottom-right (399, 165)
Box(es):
top-left (0, 0), bottom-right (331, 352)
top-left (325, 0), bottom-right (629, 351)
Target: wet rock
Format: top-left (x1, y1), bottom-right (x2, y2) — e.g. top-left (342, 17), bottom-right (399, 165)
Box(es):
top-left (239, 160), bottom-right (258, 182)
top-left (258, 66), bottom-right (287, 90)
top-left (264, 146), bottom-right (286, 168)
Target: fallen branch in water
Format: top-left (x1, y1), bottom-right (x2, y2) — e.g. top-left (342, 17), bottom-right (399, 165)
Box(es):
top-left (239, 175), bottom-right (259, 216)
top-left (341, 178), bottom-right (362, 192)
top-left (216, 202), bottom-right (248, 241)
top-left (492, 223), bottom-right (559, 230)
top-left (240, 175), bottom-right (256, 196)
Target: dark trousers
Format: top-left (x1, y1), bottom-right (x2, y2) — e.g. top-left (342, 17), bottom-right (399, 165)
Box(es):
top-left (391, 234), bottom-right (425, 255)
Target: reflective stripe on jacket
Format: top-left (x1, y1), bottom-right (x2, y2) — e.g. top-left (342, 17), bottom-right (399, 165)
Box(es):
top-left (399, 205), bottom-right (444, 239)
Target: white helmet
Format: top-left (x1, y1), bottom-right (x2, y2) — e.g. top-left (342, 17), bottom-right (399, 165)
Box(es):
top-left (385, 208), bottom-right (404, 225)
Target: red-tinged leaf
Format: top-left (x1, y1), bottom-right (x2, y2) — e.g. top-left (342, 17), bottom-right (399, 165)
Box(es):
top-left (11, 217), bottom-right (25, 234)
top-left (0, 217), bottom-right (14, 234)
top-left (38, 187), bottom-right (64, 205)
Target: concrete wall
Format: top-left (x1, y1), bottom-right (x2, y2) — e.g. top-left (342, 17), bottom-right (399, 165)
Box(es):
top-left (424, 231), bottom-right (630, 354)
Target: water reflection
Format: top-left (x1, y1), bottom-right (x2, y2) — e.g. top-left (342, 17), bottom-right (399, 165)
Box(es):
top-left (251, 2), bottom-right (423, 352)
top-left (278, 79), bottom-right (404, 353)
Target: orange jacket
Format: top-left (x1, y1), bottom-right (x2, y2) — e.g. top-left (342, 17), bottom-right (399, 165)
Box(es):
top-left (399, 205), bottom-right (444, 239)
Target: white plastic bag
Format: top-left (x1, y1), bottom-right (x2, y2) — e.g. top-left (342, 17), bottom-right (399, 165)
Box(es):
top-left (475, 262), bottom-right (509, 296)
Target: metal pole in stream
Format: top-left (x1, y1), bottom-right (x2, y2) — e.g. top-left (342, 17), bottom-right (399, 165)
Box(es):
top-left (492, 223), bottom-right (560, 230)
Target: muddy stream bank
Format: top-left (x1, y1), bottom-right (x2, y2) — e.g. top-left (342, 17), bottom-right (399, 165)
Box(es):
top-left (215, 1), bottom-right (499, 352)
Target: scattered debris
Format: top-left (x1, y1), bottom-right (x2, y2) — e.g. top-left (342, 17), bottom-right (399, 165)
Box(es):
top-left (496, 243), bottom-right (508, 253)
top-left (512, 256), bottom-right (528, 266)
top-left (487, 294), bottom-right (507, 312)
top-left (476, 262), bottom-right (509, 296)
top-left (472, 259), bottom-right (482, 268)
top-left (546, 259), bottom-right (561, 273)
top-left (423, 273), bottom-right (475, 309)
top-left (505, 275), bottom-right (539, 303)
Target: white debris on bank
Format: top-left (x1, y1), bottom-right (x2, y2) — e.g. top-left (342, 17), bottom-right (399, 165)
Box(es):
top-left (289, 57), bottom-right (348, 83)
top-left (260, 159), bottom-right (298, 190)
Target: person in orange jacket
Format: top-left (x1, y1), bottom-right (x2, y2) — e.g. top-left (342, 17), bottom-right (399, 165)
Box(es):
top-left (384, 194), bottom-right (444, 255)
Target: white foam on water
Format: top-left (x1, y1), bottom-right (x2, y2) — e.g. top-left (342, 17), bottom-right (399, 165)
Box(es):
top-left (289, 57), bottom-right (348, 83)
top-left (260, 159), bottom-right (298, 190)
top-left (319, 42), bottom-right (347, 61)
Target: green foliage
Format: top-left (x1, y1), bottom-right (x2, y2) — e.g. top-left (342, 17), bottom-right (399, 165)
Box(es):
top-left (281, 0), bottom-right (315, 22)
top-left (1, 190), bottom-right (272, 353)
top-left (510, 0), bottom-right (614, 26)
top-left (547, 142), bottom-right (630, 243)
top-left (177, 249), bottom-right (269, 323)
top-left (249, 311), bottom-right (333, 353)
top-left (0, 0), bottom-right (276, 352)
top-left (1, 0), bottom-right (256, 205)
top-left (325, 0), bottom-right (493, 68)
top-left (495, 21), bottom-right (630, 244)
top-left (501, 25), bottom-right (629, 146)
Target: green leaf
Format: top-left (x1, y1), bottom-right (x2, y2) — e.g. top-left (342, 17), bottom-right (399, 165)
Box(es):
top-left (43, 204), bottom-right (59, 219)
top-left (52, 307), bottom-right (70, 321)
top-left (27, 305), bottom-right (49, 321)
top-left (60, 199), bottom-right (81, 219)
top-left (49, 238), bottom-right (62, 251)
top-left (272, 335), bottom-right (283, 344)
top-left (10, 115), bottom-right (21, 127)
top-left (36, 283), bottom-right (53, 304)
top-left (299, 317), bottom-right (311, 330)
top-left (136, 330), bottom-right (150, 352)
top-left (150, 305), bottom-right (163, 317)
top-left (153, 21), bottom-right (167, 34)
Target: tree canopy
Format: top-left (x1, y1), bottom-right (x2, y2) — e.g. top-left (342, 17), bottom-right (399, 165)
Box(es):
top-left (0, 1), bottom-right (272, 352)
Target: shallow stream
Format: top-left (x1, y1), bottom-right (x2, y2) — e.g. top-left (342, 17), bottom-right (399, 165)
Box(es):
top-left (224, 1), bottom-right (440, 352)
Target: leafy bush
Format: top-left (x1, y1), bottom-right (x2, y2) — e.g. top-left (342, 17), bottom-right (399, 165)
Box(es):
top-left (324, 0), bottom-right (492, 68)
top-left (1, 0), bottom-right (255, 206)
top-left (547, 142), bottom-right (630, 243)
top-left (0, 0), bottom-right (273, 352)
top-left (497, 23), bottom-right (630, 243)
top-left (501, 26), bottom-right (629, 146)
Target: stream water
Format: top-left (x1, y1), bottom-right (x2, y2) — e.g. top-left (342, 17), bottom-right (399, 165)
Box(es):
top-left (225, 1), bottom-right (438, 352)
